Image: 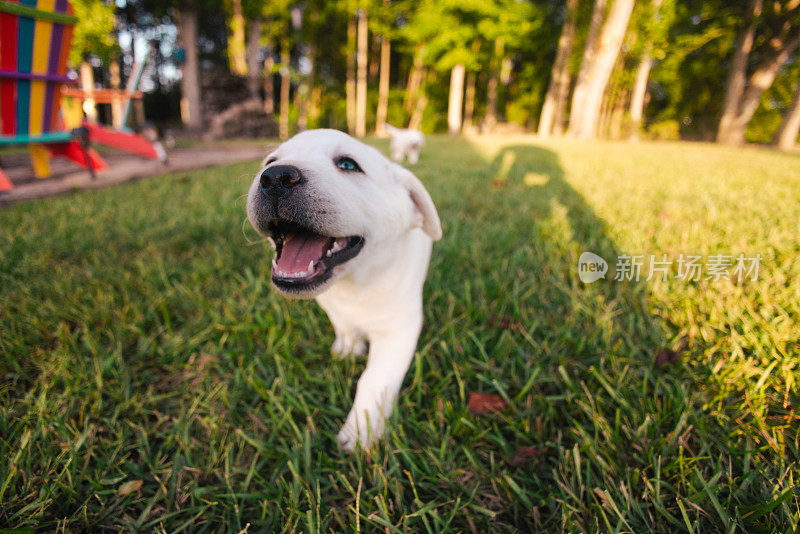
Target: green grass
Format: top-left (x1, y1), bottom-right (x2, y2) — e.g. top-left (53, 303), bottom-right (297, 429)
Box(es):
top-left (1, 135), bottom-right (798, 532)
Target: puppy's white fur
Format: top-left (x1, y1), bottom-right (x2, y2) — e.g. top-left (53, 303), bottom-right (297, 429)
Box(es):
top-left (246, 129), bottom-right (441, 450)
top-left (386, 124), bottom-right (425, 164)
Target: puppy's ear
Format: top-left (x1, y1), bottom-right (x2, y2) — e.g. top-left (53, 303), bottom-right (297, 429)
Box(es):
top-left (394, 165), bottom-right (442, 241)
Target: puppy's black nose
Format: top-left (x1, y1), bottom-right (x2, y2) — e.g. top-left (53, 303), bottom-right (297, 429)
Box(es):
top-left (259, 165), bottom-right (303, 197)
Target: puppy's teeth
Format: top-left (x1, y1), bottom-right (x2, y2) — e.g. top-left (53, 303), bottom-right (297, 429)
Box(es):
top-left (307, 260), bottom-right (314, 273)
top-left (326, 249), bottom-right (332, 257)
top-left (271, 258), bottom-right (277, 268)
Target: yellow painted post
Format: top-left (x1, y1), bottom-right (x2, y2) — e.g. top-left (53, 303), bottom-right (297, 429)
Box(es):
top-left (29, 144), bottom-right (51, 178)
top-left (61, 95), bottom-right (83, 128)
top-left (29, 0), bottom-right (57, 136)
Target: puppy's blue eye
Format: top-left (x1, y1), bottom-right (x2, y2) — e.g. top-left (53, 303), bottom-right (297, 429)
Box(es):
top-left (336, 157), bottom-right (362, 172)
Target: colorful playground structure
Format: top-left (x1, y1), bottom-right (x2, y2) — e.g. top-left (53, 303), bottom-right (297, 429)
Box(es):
top-left (0, 0), bottom-right (164, 193)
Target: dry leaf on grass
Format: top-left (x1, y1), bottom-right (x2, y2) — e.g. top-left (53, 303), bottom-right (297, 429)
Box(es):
top-left (118, 479), bottom-right (143, 496)
top-left (468, 392), bottom-right (507, 414)
top-left (487, 314), bottom-right (526, 332)
top-left (654, 348), bottom-right (681, 368)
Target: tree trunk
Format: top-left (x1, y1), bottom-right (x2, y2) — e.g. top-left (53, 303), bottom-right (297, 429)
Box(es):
top-left (346, 16), bottom-right (356, 134)
top-left (309, 85), bottom-right (322, 123)
top-left (628, 52), bottom-right (651, 140)
top-left (227, 0), bottom-right (247, 76)
top-left (598, 87), bottom-right (612, 137)
top-left (279, 42), bottom-right (290, 140)
top-left (376, 36), bottom-right (391, 136)
top-left (568, 0), bottom-right (607, 135)
top-left (539, 0), bottom-right (578, 137)
top-left (717, 0), bottom-right (763, 144)
top-left (263, 24), bottom-right (275, 116)
top-left (725, 34), bottom-right (800, 144)
top-left (297, 45), bottom-right (315, 132)
top-left (463, 71), bottom-right (476, 133)
top-left (484, 38), bottom-right (505, 132)
top-left (178, 6), bottom-right (202, 130)
top-left (629, 0), bottom-right (663, 140)
top-left (568, 0), bottom-right (635, 139)
top-left (405, 45), bottom-right (424, 115)
top-left (485, 74), bottom-right (498, 132)
top-left (448, 64), bottom-right (465, 135)
top-left (608, 90), bottom-right (628, 139)
top-left (772, 80), bottom-right (800, 150)
top-left (355, 9), bottom-right (368, 137)
top-left (409, 89), bottom-right (427, 130)
top-left (369, 35), bottom-right (380, 81)
top-left (247, 18), bottom-right (263, 100)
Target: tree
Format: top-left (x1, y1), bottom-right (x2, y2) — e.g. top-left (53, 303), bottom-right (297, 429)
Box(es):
top-left (568, 0), bottom-right (636, 139)
top-left (370, 0), bottom-right (399, 136)
top-left (717, 0), bottom-right (763, 143)
top-left (376, 34), bottom-right (391, 134)
top-left (346, 13), bottom-right (357, 133)
top-left (245, 18), bottom-right (263, 99)
top-left (538, 0), bottom-right (578, 138)
top-left (772, 79), bottom-right (800, 149)
top-left (628, 0), bottom-right (674, 139)
top-left (356, 9), bottom-right (368, 137)
top-left (568, 0), bottom-right (607, 136)
top-left (717, 0), bottom-right (800, 144)
top-left (177, 4), bottom-right (203, 130)
top-left (227, 0), bottom-right (248, 75)
top-left (70, 0), bottom-right (118, 67)
top-left (263, 19), bottom-right (275, 115)
top-left (447, 64), bottom-right (466, 134)
top-left (404, 2), bottom-right (484, 134)
top-left (462, 40), bottom-right (481, 133)
top-left (483, 36), bottom-right (502, 132)
top-left (477, 0), bottom-right (535, 132)
top-left (242, 0), bottom-right (268, 101)
top-left (403, 44), bottom-right (425, 119)
top-left (136, 0), bottom-right (222, 131)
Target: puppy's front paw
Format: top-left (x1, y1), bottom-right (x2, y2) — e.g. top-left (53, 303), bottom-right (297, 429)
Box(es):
top-left (337, 406), bottom-right (386, 451)
top-left (331, 334), bottom-right (367, 359)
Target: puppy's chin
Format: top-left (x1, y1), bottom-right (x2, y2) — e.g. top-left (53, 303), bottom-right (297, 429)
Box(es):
top-left (270, 270), bottom-right (339, 299)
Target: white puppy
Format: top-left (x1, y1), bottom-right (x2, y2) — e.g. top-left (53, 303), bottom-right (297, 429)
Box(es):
top-left (386, 124), bottom-right (425, 164)
top-left (246, 129), bottom-right (442, 450)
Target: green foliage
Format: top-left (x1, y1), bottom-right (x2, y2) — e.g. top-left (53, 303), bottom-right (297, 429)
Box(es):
top-left (69, 0), bottom-right (118, 67)
top-left (646, 119), bottom-right (680, 140)
top-left (108, 0), bottom-right (800, 137)
top-left (649, 0), bottom-right (744, 139)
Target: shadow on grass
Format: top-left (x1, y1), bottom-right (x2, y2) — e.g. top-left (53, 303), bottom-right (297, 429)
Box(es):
top-left (414, 138), bottom-right (709, 530)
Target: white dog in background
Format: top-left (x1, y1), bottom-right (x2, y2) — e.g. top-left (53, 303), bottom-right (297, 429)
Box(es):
top-left (246, 129), bottom-right (441, 450)
top-left (386, 124), bottom-right (425, 164)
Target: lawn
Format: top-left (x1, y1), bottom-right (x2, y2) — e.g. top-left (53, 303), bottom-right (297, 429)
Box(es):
top-left (1, 135), bottom-right (798, 532)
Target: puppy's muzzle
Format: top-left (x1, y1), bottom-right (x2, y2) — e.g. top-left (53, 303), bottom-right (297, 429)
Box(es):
top-left (259, 164), bottom-right (304, 203)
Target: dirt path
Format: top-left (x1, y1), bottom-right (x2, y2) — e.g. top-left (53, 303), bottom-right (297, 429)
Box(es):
top-left (0, 143), bottom-right (271, 207)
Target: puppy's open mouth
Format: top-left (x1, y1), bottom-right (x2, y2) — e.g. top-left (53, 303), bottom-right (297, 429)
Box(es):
top-left (268, 220), bottom-right (364, 292)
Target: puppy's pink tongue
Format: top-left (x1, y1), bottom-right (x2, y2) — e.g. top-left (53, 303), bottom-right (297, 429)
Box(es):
top-left (276, 232), bottom-right (330, 274)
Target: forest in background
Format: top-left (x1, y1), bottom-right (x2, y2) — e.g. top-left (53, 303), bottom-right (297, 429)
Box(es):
top-left (72, 0), bottom-right (800, 148)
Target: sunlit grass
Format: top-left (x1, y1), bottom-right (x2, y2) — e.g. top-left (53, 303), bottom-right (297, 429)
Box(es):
top-left (1, 135), bottom-right (798, 531)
